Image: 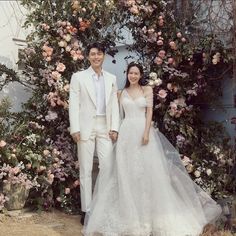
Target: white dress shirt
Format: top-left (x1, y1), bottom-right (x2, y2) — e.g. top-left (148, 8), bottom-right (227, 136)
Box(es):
top-left (92, 69), bottom-right (106, 116)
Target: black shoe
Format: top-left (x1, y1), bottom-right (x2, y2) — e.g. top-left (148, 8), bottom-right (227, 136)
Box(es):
top-left (80, 212), bottom-right (86, 225)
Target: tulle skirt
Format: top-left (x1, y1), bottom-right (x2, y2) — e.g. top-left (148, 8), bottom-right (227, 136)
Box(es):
top-left (83, 117), bottom-right (222, 236)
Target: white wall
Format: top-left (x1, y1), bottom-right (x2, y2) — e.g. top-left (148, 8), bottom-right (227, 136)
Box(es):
top-left (0, 1), bottom-right (31, 112)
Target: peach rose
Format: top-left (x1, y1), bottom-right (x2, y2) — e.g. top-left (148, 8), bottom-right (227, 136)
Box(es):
top-left (56, 63), bottom-right (66, 72)
top-left (0, 140), bottom-right (7, 148)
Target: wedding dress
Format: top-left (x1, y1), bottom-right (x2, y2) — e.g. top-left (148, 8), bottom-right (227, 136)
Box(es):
top-left (83, 88), bottom-right (222, 236)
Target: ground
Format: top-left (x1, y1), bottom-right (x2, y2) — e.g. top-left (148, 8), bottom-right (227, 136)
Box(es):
top-left (0, 209), bottom-right (235, 236)
top-left (0, 209), bottom-right (83, 236)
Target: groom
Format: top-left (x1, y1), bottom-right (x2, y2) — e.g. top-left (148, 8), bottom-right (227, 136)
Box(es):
top-left (69, 42), bottom-right (119, 225)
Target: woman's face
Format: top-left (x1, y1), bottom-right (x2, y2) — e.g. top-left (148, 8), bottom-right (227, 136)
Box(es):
top-left (127, 66), bottom-right (141, 85)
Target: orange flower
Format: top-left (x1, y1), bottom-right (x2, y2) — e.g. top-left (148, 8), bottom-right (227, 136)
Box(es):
top-left (79, 20), bottom-right (91, 31)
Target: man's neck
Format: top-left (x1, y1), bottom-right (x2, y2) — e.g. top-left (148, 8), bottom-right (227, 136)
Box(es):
top-left (91, 66), bottom-right (102, 76)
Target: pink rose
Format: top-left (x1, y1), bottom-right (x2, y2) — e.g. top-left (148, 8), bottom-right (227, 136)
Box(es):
top-left (157, 40), bottom-right (163, 46)
top-left (176, 32), bottom-right (182, 38)
top-left (155, 57), bottom-right (163, 65)
top-left (64, 84), bottom-right (70, 92)
top-left (167, 83), bottom-right (173, 91)
top-left (181, 37), bottom-right (186, 42)
top-left (45, 56), bottom-right (52, 62)
top-left (51, 71), bottom-right (62, 80)
top-left (65, 188), bottom-right (70, 194)
top-left (56, 197), bottom-right (62, 202)
top-left (158, 89), bottom-right (167, 98)
top-left (0, 140), bottom-right (7, 148)
top-left (158, 19), bottom-right (164, 26)
top-left (169, 41), bottom-right (177, 50)
top-left (130, 5), bottom-right (139, 14)
top-left (158, 50), bottom-right (166, 59)
top-left (56, 63), bottom-right (66, 72)
top-left (168, 58), bottom-right (174, 64)
top-left (26, 163), bottom-right (32, 169)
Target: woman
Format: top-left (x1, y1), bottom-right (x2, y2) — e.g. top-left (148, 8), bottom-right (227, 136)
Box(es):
top-left (83, 62), bottom-right (222, 236)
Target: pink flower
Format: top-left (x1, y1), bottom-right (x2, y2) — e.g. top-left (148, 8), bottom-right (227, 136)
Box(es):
top-left (39, 166), bottom-right (46, 172)
top-left (73, 180), bottom-right (80, 188)
top-left (169, 41), bottom-right (177, 50)
top-left (26, 163), bottom-right (32, 169)
top-left (41, 23), bottom-right (50, 31)
top-left (51, 71), bottom-right (61, 80)
top-left (130, 5), bottom-right (139, 14)
top-left (147, 28), bottom-right (155, 34)
top-left (0, 140), bottom-right (7, 148)
top-left (168, 58), bottom-right (174, 64)
top-left (167, 83), bottom-right (173, 91)
top-left (56, 197), bottom-right (62, 202)
top-left (155, 57), bottom-right (163, 65)
top-left (47, 173), bottom-right (55, 184)
top-left (157, 40), bottom-right (163, 46)
top-left (181, 37), bottom-right (186, 43)
top-left (176, 32), bottom-right (182, 38)
top-left (158, 89), bottom-right (167, 98)
top-left (56, 63), bottom-right (66, 72)
top-left (65, 188), bottom-right (70, 194)
top-left (158, 50), bottom-right (166, 59)
top-left (158, 19), bottom-right (164, 26)
top-left (63, 84), bottom-right (70, 92)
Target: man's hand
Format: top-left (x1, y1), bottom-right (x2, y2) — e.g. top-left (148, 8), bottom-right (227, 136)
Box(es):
top-left (109, 130), bottom-right (118, 142)
top-left (71, 132), bottom-right (80, 143)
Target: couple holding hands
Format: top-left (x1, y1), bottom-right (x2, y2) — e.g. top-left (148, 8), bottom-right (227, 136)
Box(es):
top-left (69, 42), bottom-right (221, 236)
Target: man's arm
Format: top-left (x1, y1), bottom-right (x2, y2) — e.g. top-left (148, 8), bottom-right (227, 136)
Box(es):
top-left (69, 73), bottom-right (81, 142)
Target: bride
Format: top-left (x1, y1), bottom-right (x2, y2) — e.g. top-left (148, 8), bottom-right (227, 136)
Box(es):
top-left (83, 62), bottom-right (222, 236)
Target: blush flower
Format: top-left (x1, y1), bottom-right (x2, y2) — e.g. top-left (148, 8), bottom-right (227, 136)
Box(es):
top-left (158, 89), bottom-right (167, 98)
top-left (56, 63), bottom-right (66, 72)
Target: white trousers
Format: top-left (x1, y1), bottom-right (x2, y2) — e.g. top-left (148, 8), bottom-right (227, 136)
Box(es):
top-left (77, 116), bottom-right (114, 212)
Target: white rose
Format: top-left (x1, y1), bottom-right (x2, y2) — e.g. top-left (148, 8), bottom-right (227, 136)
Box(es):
top-left (194, 170), bottom-right (201, 178)
top-left (64, 34), bottom-right (71, 42)
top-left (154, 78), bottom-right (162, 86)
top-left (148, 80), bottom-right (154, 86)
top-left (149, 72), bottom-right (157, 80)
top-left (206, 169), bottom-right (212, 176)
top-left (58, 40), bottom-right (66, 47)
top-left (186, 164), bottom-right (194, 173)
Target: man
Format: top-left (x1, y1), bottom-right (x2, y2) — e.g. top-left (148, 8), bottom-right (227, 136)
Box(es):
top-left (69, 42), bottom-right (119, 225)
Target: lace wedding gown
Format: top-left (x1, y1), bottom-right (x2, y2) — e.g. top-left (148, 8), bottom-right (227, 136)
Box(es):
top-left (83, 89), bottom-right (222, 236)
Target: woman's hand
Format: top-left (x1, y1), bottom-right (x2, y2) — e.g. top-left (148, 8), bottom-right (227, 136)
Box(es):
top-left (109, 130), bottom-right (118, 142)
top-left (71, 132), bottom-right (80, 143)
top-left (142, 132), bottom-right (149, 145)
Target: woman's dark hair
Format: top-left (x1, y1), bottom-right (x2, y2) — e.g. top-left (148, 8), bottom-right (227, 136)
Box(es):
top-left (124, 62), bottom-right (144, 88)
top-left (87, 42), bottom-right (106, 55)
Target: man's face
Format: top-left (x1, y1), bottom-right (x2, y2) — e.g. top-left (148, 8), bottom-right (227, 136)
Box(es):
top-left (88, 48), bottom-right (105, 69)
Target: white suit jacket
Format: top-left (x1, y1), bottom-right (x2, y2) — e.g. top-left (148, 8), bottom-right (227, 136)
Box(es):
top-left (69, 67), bottom-right (120, 140)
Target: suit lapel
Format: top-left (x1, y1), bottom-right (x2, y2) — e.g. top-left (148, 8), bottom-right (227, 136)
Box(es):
top-left (104, 71), bottom-right (112, 105)
top-left (84, 68), bottom-right (97, 106)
